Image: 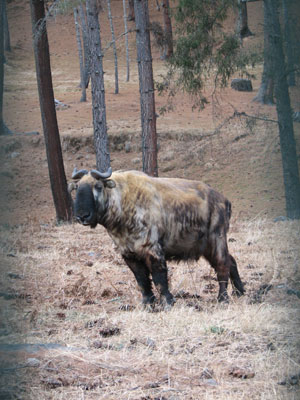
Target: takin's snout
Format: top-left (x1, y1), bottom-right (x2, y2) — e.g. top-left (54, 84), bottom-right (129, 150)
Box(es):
top-left (74, 183), bottom-right (98, 228)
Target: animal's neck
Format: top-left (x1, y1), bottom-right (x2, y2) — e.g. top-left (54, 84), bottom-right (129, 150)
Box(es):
top-left (98, 194), bottom-right (121, 231)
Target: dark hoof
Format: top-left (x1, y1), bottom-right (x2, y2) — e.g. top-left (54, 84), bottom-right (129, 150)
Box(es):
top-left (143, 303), bottom-right (157, 312)
top-left (142, 295), bottom-right (157, 311)
top-left (232, 288), bottom-right (245, 297)
top-left (218, 292), bottom-right (229, 303)
top-left (160, 294), bottom-right (175, 311)
top-left (162, 300), bottom-right (175, 311)
top-left (142, 294), bottom-right (156, 305)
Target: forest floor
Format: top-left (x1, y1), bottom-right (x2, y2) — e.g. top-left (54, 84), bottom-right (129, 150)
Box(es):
top-left (0, 1), bottom-right (300, 399)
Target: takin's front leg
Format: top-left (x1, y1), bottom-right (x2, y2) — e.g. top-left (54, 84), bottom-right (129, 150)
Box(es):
top-left (147, 256), bottom-right (175, 309)
top-left (123, 255), bottom-right (156, 306)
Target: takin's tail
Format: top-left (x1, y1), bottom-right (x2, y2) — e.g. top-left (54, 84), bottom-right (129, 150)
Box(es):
top-left (225, 200), bottom-right (232, 232)
top-left (226, 200), bottom-right (232, 221)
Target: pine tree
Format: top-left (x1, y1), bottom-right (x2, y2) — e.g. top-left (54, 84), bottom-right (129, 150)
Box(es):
top-left (30, 0), bottom-right (73, 222)
top-left (134, 0), bottom-right (158, 176)
top-left (265, 0), bottom-right (300, 218)
top-left (86, 0), bottom-right (110, 172)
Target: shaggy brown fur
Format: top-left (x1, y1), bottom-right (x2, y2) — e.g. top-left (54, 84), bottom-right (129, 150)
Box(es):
top-left (73, 170), bottom-right (244, 307)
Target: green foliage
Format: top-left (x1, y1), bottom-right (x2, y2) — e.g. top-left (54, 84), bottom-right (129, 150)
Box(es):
top-left (46, 0), bottom-right (84, 16)
top-left (156, 0), bottom-right (259, 111)
top-left (209, 326), bottom-right (225, 335)
top-left (58, 0), bottom-right (82, 13)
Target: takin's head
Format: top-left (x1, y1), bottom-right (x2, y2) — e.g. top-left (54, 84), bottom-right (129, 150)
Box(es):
top-left (69, 167), bottom-right (116, 228)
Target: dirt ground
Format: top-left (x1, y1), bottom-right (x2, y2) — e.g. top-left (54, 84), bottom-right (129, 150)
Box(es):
top-left (0, 1), bottom-right (300, 399)
top-left (2, 0), bottom-right (299, 225)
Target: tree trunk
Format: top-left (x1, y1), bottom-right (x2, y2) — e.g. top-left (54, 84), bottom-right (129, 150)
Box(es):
top-left (134, 0), bottom-right (158, 177)
top-left (30, 0), bottom-right (73, 222)
top-left (162, 0), bottom-right (173, 59)
top-left (253, 0), bottom-right (274, 104)
top-left (128, 0), bottom-right (135, 21)
top-left (237, 0), bottom-right (253, 39)
top-left (0, 0), bottom-right (12, 135)
top-left (3, 0), bottom-right (11, 52)
top-left (122, 0), bottom-right (130, 82)
top-left (282, 0), bottom-right (295, 86)
top-left (0, 0), bottom-right (5, 134)
top-left (107, 0), bottom-right (119, 94)
top-left (79, 3), bottom-right (90, 89)
top-left (86, 0), bottom-right (110, 173)
top-left (74, 7), bottom-right (86, 102)
top-left (265, 0), bottom-right (300, 219)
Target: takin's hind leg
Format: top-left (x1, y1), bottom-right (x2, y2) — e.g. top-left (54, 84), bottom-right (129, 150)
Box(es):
top-left (229, 254), bottom-right (245, 297)
top-left (215, 262), bottom-right (230, 303)
top-left (204, 244), bottom-right (230, 302)
top-left (207, 254), bottom-right (244, 302)
top-left (122, 255), bottom-right (156, 306)
top-left (205, 231), bottom-right (244, 302)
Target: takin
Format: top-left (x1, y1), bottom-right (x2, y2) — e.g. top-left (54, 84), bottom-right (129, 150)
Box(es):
top-left (70, 167), bottom-right (244, 308)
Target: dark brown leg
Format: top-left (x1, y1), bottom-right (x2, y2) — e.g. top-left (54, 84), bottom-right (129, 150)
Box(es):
top-left (204, 235), bottom-right (230, 302)
top-left (123, 255), bottom-right (156, 305)
top-left (149, 256), bottom-right (175, 309)
top-left (215, 263), bottom-right (230, 302)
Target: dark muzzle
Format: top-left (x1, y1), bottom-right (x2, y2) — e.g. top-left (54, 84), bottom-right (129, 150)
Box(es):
top-left (74, 184), bottom-right (97, 228)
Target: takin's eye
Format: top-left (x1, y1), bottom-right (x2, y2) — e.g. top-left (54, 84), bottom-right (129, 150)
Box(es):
top-left (94, 182), bottom-right (103, 192)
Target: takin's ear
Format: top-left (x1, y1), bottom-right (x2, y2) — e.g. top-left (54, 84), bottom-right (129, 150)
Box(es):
top-left (104, 179), bottom-right (116, 189)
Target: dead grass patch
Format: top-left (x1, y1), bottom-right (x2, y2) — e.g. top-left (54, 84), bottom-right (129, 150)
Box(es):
top-left (0, 218), bottom-right (299, 399)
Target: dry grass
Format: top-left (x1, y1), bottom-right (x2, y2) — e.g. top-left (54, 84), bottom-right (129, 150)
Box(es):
top-left (0, 218), bottom-right (299, 399)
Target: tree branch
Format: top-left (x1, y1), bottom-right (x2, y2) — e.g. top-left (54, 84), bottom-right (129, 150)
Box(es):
top-left (33, 0), bottom-right (61, 40)
top-left (103, 29), bottom-right (136, 54)
top-left (234, 110), bottom-right (278, 124)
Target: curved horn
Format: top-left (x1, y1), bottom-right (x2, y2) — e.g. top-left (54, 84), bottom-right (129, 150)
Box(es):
top-left (72, 167), bottom-right (88, 180)
top-left (90, 167), bottom-right (112, 180)
top-left (68, 182), bottom-right (77, 193)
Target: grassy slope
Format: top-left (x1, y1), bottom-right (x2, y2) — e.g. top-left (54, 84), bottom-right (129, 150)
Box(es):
top-left (0, 219), bottom-right (299, 399)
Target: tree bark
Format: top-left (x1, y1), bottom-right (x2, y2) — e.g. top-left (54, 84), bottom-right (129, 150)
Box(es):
top-left (0, 0), bottom-right (12, 135)
top-left (162, 0), bottom-right (173, 59)
top-left (3, 0), bottom-right (11, 52)
top-left (128, 0), bottom-right (135, 21)
top-left (237, 0), bottom-right (253, 39)
top-left (134, 0), bottom-right (158, 177)
top-left (107, 0), bottom-right (119, 94)
top-left (30, 0), bottom-right (73, 222)
top-left (265, 0), bottom-right (300, 219)
top-left (122, 0), bottom-right (130, 82)
top-left (0, 0), bottom-right (5, 134)
top-left (282, 0), bottom-right (295, 86)
top-left (79, 3), bottom-right (90, 89)
top-left (86, 0), bottom-right (110, 172)
top-left (253, 0), bottom-right (274, 104)
top-left (74, 7), bottom-right (86, 102)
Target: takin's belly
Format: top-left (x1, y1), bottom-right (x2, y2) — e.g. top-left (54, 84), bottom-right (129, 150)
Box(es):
top-left (109, 226), bottom-right (208, 262)
top-left (163, 229), bottom-right (208, 261)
